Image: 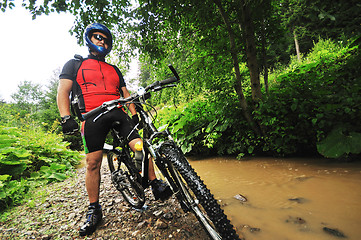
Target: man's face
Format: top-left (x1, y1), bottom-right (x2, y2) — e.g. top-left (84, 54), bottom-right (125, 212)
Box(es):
top-left (91, 31), bottom-right (109, 49)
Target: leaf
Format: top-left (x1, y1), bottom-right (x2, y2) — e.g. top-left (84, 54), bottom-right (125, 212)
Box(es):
top-left (0, 155), bottom-right (22, 165)
top-left (0, 189), bottom-right (6, 199)
top-left (0, 135), bottom-right (16, 148)
top-left (291, 103), bottom-right (297, 112)
top-left (30, 172), bottom-right (40, 179)
top-left (49, 163), bottom-right (66, 171)
top-left (317, 127), bottom-right (361, 158)
top-left (158, 124), bottom-right (168, 131)
top-left (13, 149), bottom-right (31, 158)
top-left (205, 120), bottom-right (219, 133)
top-left (0, 174), bottom-right (11, 182)
top-left (48, 172), bottom-right (68, 181)
top-left (181, 143), bottom-right (193, 154)
top-left (248, 146), bottom-right (255, 154)
top-left (172, 118), bottom-right (187, 134)
top-left (0, 164), bottom-right (27, 177)
top-left (215, 119), bottom-right (229, 132)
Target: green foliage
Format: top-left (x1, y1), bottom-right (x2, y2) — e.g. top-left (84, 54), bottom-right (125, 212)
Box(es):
top-left (0, 125), bottom-right (82, 210)
top-left (278, 0), bottom-right (361, 54)
top-left (30, 163), bottom-right (70, 182)
top-left (0, 176), bottom-right (29, 209)
top-left (255, 39), bottom-right (361, 157)
top-left (155, 94), bottom-right (249, 156)
top-left (317, 126), bottom-right (361, 158)
top-left (11, 80), bottom-right (44, 115)
top-left (153, 39), bottom-right (360, 159)
top-left (0, 75), bottom-right (82, 210)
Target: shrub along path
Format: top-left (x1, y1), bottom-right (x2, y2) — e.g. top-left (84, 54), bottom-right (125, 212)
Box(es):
top-left (0, 163), bottom-right (211, 240)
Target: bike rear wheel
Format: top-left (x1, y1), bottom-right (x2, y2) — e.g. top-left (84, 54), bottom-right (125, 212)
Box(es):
top-left (107, 150), bottom-right (145, 209)
top-left (158, 143), bottom-right (240, 240)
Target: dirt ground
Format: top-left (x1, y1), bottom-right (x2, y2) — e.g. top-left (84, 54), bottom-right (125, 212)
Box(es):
top-left (0, 164), bottom-right (212, 240)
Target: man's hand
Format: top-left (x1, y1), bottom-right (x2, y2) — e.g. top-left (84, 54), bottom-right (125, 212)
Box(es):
top-left (61, 115), bottom-right (79, 135)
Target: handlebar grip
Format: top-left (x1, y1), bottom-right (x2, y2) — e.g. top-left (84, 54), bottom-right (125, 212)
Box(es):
top-left (82, 105), bottom-right (104, 120)
top-left (159, 76), bottom-right (178, 86)
top-left (168, 64), bottom-right (180, 80)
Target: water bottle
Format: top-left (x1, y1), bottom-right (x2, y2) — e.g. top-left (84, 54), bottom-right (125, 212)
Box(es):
top-left (134, 141), bottom-right (144, 172)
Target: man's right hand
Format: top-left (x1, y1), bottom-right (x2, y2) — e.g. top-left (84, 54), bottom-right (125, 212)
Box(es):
top-left (61, 115), bottom-right (79, 135)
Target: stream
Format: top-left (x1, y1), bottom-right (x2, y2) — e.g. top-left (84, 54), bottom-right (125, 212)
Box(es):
top-left (188, 156), bottom-right (361, 240)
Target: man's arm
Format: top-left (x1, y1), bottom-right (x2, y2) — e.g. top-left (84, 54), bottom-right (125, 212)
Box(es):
top-left (57, 79), bottom-right (73, 117)
top-left (121, 86), bottom-right (137, 116)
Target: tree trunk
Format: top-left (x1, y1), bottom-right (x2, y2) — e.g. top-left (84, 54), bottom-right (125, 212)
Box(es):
top-left (293, 30), bottom-right (301, 61)
top-left (261, 20), bottom-right (269, 94)
top-left (238, 0), bottom-right (262, 101)
top-left (212, 0), bottom-right (259, 134)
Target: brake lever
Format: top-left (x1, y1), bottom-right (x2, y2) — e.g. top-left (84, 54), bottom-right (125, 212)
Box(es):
top-left (93, 104), bottom-right (117, 122)
top-left (153, 86), bottom-right (163, 92)
top-left (93, 111), bottom-right (108, 122)
top-left (153, 84), bottom-right (177, 92)
top-left (165, 83), bottom-right (177, 88)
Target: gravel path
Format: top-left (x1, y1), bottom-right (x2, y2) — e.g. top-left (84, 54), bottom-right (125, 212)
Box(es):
top-left (0, 163), bottom-right (211, 240)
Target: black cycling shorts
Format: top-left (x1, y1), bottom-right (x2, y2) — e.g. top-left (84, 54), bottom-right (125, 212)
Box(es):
top-left (81, 108), bottom-right (140, 154)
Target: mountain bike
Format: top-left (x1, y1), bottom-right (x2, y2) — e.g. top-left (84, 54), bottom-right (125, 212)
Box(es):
top-left (82, 65), bottom-right (240, 240)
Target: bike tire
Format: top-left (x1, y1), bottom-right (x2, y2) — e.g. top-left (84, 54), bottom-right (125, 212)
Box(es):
top-left (107, 151), bottom-right (145, 209)
top-left (159, 143), bottom-right (240, 240)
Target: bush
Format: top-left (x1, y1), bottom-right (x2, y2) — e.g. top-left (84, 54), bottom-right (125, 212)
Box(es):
top-left (155, 39), bottom-right (361, 159)
top-left (0, 126), bottom-right (82, 210)
top-left (255, 39), bottom-right (361, 157)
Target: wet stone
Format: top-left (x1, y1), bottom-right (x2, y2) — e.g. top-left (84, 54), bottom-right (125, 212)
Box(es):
top-left (288, 197), bottom-right (308, 204)
top-left (294, 176), bottom-right (313, 181)
top-left (242, 224), bottom-right (261, 234)
top-left (323, 227), bottom-right (347, 238)
top-left (285, 216), bottom-right (306, 224)
top-left (234, 194), bottom-right (248, 202)
top-left (249, 227), bottom-right (261, 233)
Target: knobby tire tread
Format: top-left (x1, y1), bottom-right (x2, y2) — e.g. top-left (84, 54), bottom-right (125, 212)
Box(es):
top-left (159, 144), bottom-right (240, 240)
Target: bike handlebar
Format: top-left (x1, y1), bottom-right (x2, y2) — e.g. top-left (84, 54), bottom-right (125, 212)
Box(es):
top-left (82, 65), bottom-right (179, 121)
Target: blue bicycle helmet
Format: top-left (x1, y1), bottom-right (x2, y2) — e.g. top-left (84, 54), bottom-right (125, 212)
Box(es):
top-left (84, 23), bottom-right (113, 57)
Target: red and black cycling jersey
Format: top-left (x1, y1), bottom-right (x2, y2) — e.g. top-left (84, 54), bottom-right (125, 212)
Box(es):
top-left (59, 54), bottom-right (126, 113)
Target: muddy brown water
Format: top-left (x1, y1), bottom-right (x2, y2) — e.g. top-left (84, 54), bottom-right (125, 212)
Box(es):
top-left (188, 156), bottom-right (361, 240)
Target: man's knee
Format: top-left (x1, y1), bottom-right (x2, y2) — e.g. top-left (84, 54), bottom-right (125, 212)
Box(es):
top-left (86, 151), bottom-right (103, 172)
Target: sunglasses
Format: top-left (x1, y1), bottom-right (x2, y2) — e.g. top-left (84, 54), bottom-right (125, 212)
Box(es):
top-left (92, 34), bottom-right (110, 44)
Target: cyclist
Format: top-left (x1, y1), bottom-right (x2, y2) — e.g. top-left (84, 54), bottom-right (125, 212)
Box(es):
top-left (57, 23), bottom-right (172, 236)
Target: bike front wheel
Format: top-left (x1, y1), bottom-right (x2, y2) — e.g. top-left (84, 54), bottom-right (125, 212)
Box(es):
top-left (107, 150), bottom-right (145, 209)
top-left (158, 143), bottom-right (240, 240)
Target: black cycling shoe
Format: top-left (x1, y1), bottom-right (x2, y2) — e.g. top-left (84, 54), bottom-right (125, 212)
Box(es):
top-left (151, 179), bottom-right (173, 201)
top-left (79, 205), bottom-right (102, 236)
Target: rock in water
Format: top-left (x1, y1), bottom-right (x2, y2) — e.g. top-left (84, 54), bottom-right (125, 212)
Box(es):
top-left (323, 227), bottom-right (346, 238)
top-left (288, 197), bottom-right (308, 204)
top-left (234, 194), bottom-right (247, 202)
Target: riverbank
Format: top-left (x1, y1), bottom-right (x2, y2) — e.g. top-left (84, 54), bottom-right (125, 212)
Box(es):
top-left (0, 164), bottom-right (213, 240)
